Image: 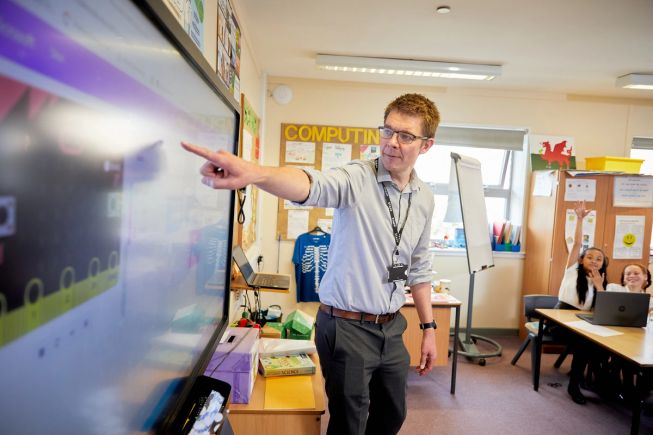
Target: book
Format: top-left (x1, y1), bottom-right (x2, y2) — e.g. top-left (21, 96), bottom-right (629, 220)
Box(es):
top-left (258, 352), bottom-right (316, 377)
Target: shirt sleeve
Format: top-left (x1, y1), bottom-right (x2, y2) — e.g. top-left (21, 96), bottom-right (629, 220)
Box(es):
top-left (606, 283), bottom-right (627, 292)
top-left (292, 162), bottom-right (370, 209)
top-left (407, 189), bottom-right (435, 287)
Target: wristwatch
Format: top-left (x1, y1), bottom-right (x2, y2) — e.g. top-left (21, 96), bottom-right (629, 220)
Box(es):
top-left (419, 320), bottom-right (437, 330)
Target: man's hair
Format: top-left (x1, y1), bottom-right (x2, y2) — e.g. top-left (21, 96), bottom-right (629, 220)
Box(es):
top-left (384, 93), bottom-right (440, 138)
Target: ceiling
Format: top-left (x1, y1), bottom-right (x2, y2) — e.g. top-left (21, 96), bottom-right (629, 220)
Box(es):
top-left (234, 0), bottom-right (653, 99)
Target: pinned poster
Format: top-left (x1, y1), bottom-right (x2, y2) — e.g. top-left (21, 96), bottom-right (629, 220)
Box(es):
top-left (564, 178), bottom-right (596, 202)
top-left (360, 144), bottom-right (381, 160)
top-left (565, 209), bottom-right (596, 253)
top-left (322, 143), bottom-right (352, 171)
top-left (533, 170), bottom-right (555, 197)
top-left (612, 215), bottom-right (645, 259)
top-left (287, 210), bottom-right (309, 240)
top-left (285, 141), bottom-right (316, 164)
top-left (613, 177), bottom-right (653, 208)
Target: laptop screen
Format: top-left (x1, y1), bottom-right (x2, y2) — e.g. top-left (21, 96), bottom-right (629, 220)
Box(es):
top-left (232, 246), bottom-right (255, 281)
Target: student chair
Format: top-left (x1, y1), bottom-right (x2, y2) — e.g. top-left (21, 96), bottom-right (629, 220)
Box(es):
top-left (511, 294), bottom-right (570, 378)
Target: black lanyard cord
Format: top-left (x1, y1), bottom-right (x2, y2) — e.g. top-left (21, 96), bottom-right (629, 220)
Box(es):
top-left (375, 159), bottom-right (412, 256)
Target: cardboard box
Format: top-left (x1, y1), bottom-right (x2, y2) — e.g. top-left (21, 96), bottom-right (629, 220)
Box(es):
top-left (260, 324), bottom-right (282, 338)
top-left (204, 327), bottom-right (259, 404)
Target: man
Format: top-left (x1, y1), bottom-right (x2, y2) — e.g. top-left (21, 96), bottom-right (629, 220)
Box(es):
top-left (182, 93), bottom-right (439, 435)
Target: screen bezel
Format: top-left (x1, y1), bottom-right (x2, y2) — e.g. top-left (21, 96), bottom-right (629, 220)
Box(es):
top-left (133, 1), bottom-right (240, 430)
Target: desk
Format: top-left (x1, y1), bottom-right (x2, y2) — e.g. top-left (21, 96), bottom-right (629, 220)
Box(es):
top-left (401, 293), bottom-right (462, 394)
top-left (228, 353), bottom-right (325, 435)
top-left (534, 309), bottom-right (653, 435)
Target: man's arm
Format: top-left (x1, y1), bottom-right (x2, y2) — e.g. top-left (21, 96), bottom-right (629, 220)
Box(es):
top-left (410, 281), bottom-right (437, 376)
top-left (181, 142), bottom-right (310, 202)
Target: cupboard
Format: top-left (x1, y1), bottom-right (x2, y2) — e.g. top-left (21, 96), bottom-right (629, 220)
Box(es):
top-left (522, 171), bottom-right (653, 298)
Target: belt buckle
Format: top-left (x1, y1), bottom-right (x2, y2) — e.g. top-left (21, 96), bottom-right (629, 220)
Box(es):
top-left (374, 314), bottom-right (381, 324)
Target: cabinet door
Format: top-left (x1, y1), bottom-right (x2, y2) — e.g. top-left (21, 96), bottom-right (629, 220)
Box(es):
top-left (522, 171), bottom-right (559, 296)
top-left (601, 176), bottom-right (653, 284)
top-left (548, 173), bottom-right (610, 294)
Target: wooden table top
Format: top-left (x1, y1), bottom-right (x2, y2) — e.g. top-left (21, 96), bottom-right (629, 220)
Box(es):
top-left (228, 353), bottom-right (325, 415)
top-left (537, 308), bottom-right (653, 367)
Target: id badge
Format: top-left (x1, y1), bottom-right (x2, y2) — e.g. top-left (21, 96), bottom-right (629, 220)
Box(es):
top-left (387, 263), bottom-right (408, 282)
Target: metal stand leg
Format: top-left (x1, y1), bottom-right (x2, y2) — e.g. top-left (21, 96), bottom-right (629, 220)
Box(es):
top-left (456, 274), bottom-right (502, 366)
top-left (533, 318), bottom-right (544, 391)
top-left (631, 369), bottom-right (644, 435)
top-left (450, 304), bottom-right (460, 394)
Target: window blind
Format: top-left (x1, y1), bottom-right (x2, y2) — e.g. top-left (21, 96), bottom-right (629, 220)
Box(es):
top-left (436, 126), bottom-right (526, 151)
top-left (632, 137), bottom-right (653, 150)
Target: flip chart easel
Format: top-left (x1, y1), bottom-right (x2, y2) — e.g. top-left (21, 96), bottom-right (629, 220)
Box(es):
top-left (450, 153), bottom-right (501, 366)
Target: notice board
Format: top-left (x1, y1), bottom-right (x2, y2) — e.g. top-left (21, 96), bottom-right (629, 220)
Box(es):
top-left (277, 123), bottom-right (381, 240)
top-left (237, 95), bottom-right (260, 251)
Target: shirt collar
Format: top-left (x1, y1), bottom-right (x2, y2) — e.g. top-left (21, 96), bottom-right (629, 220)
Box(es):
top-left (375, 159), bottom-right (420, 193)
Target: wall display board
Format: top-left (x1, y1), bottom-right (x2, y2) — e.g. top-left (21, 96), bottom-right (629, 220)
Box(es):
top-left (216, 0), bottom-right (241, 99)
top-left (277, 123), bottom-right (381, 240)
top-left (162, 0), bottom-right (217, 69)
top-left (238, 95), bottom-right (261, 251)
top-left (0, 1), bottom-right (239, 433)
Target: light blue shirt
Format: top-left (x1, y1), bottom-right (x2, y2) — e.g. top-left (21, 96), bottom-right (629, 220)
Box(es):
top-left (299, 159), bottom-right (434, 314)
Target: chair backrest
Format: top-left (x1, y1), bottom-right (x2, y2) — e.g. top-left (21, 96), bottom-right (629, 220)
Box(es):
top-left (523, 294), bottom-right (559, 321)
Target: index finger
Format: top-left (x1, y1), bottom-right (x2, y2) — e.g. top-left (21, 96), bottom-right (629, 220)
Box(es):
top-left (181, 141), bottom-right (216, 161)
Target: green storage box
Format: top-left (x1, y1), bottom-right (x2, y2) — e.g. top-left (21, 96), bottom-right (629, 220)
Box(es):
top-left (282, 309), bottom-right (314, 340)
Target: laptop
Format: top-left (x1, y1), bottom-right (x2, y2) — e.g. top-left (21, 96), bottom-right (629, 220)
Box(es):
top-left (232, 245), bottom-right (291, 290)
top-left (576, 291), bottom-right (650, 327)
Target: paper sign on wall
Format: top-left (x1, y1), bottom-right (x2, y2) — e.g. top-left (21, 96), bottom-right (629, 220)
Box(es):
top-left (612, 215), bottom-right (645, 259)
top-left (533, 171), bottom-right (555, 197)
top-left (565, 209), bottom-right (596, 253)
top-left (613, 177), bottom-right (653, 208)
top-left (322, 143), bottom-right (352, 171)
top-left (564, 178), bottom-right (596, 202)
top-left (285, 141), bottom-right (316, 164)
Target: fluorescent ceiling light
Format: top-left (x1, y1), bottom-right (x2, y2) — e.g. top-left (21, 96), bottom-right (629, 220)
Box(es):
top-left (616, 73), bottom-right (653, 90)
top-left (316, 54), bottom-right (501, 81)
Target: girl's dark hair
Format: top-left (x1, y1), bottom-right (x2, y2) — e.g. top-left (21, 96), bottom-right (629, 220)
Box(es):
top-left (620, 263), bottom-right (652, 290)
top-left (575, 247), bottom-right (609, 306)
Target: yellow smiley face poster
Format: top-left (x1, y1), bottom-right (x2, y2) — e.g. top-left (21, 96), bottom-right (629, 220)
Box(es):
top-left (623, 233), bottom-right (637, 247)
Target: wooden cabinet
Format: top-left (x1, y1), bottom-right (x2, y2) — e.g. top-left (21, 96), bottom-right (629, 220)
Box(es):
top-left (522, 171), bottom-right (653, 298)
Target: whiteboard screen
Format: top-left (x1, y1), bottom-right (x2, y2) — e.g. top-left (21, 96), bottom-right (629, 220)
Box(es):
top-left (451, 154), bottom-right (494, 273)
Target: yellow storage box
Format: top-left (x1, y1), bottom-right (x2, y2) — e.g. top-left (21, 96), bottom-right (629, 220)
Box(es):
top-left (584, 156), bottom-right (644, 174)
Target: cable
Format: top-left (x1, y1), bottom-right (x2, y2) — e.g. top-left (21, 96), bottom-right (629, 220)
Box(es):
top-left (237, 188), bottom-right (246, 224)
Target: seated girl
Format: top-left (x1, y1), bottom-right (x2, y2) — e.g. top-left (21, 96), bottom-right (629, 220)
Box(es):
top-left (606, 263), bottom-right (652, 402)
top-left (555, 201), bottom-right (609, 404)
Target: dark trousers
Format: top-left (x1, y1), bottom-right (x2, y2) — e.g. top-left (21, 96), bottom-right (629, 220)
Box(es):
top-left (315, 309), bottom-right (410, 435)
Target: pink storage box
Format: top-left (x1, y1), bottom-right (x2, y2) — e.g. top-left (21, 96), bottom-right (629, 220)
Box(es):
top-left (204, 327), bottom-right (259, 404)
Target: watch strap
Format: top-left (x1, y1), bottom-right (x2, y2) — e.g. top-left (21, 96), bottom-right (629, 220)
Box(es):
top-left (419, 320), bottom-right (437, 330)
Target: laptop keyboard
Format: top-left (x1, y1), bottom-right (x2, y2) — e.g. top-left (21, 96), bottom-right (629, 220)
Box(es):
top-left (254, 276), bottom-right (277, 287)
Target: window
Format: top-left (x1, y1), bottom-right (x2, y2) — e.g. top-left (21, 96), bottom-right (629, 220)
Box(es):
top-left (629, 136), bottom-right (653, 252)
top-left (630, 137), bottom-right (653, 175)
top-left (414, 126), bottom-right (526, 247)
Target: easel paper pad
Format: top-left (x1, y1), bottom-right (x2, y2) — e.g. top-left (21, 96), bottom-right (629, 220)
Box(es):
top-left (264, 375), bottom-right (315, 409)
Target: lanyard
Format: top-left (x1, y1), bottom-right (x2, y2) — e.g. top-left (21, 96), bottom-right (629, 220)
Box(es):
top-left (376, 159), bottom-right (412, 254)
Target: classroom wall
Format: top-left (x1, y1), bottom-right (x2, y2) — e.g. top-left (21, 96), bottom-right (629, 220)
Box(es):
top-left (233, 76), bottom-right (653, 329)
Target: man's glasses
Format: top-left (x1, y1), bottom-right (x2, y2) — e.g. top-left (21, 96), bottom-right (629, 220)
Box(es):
top-left (378, 126), bottom-right (428, 145)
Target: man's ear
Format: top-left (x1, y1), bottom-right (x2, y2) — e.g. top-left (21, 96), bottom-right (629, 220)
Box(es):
top-left (420, 138), bottom-right (435, 154)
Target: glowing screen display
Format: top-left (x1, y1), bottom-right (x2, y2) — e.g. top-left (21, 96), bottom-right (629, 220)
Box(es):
top-left (0, 1), bottom-right (236, 432)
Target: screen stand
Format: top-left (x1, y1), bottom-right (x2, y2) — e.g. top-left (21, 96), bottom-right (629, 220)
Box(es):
top-left (453, 273), bottom-right (502, 366)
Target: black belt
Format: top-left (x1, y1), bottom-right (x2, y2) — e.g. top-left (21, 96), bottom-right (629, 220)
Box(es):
top-left (319, 303), bottom-right (397, 324)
